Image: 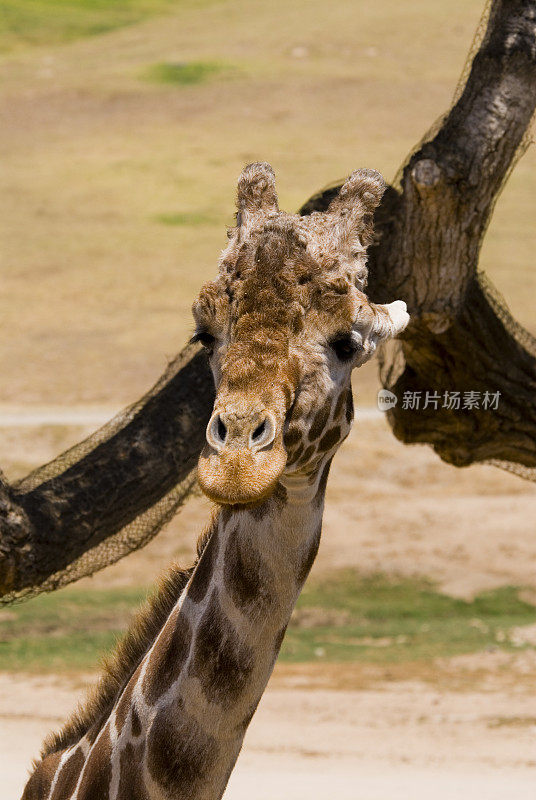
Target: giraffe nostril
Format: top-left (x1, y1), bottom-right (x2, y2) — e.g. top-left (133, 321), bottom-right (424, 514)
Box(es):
top-left (208, 409), bottom-right (277, 452)
top-left (252, 419), bottom-right (266, 442)
top-left (249, 413), bottom-right (276, 451)
top-left (217, 416), bottom-right (227, 443)
top-left (207, 412), bottom-right (228, 451)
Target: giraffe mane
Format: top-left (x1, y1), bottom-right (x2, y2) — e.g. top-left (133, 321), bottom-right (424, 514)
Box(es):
top-left (41, 526), bottom-right (214, 758)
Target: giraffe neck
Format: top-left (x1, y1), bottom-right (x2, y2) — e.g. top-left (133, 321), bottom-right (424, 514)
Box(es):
top-left (30, 460), bottom-right (330, 800)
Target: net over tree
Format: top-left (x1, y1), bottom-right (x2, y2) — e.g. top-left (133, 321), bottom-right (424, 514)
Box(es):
top-left (1, 0), bottom-right (535, 602)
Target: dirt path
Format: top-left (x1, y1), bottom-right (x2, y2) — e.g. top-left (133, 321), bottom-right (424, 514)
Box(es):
top-left (3, 669), bottom-right (535, 800)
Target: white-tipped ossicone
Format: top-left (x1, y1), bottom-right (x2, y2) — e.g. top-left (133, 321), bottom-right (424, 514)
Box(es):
top-left (372, 300), bottom-right (410, 340)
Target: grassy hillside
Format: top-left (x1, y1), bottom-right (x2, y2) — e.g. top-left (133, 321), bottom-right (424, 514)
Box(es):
top-left (1, 0), bottom-right (534, 406)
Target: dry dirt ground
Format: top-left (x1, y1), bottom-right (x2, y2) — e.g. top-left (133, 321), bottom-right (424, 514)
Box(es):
top-left (3, 665), bottom-right (536, 800)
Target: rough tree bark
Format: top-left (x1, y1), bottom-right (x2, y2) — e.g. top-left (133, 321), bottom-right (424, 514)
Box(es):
top-left (1, 0), bottom-right (535, 598)
top-left (301, 0), bottom-right (536, 470)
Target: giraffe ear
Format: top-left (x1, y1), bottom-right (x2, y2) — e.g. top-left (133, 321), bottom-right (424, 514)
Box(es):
top-left (370, 300), bottom-right (410, 340)
top-left (328, 168), bottom-right (386, 247)
top-left (236, 162), bottom-right (279, 223)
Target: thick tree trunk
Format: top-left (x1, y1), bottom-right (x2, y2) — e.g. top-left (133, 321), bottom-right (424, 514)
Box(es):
top-left (302, 0), bottom-right (536, 472)
top-left (1, 0), bottom-right (535, 599)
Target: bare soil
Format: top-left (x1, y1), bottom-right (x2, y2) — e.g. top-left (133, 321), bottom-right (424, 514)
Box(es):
top-left (4, 664), bottom-right (536, 800)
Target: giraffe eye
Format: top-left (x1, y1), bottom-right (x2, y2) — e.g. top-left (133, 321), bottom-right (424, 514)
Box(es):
top-left (330, 336), bottom-right (359, 362)
top-left (191, 330), bottom-right (215, 350)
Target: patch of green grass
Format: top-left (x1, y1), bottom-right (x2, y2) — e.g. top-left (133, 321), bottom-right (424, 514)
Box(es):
top-left (144, 60), bottom-right (229, 86)
top-left (153, 211), bottom-right (215, 226)
top-left (0, 0), bottom-right (182, 52)
top-left (0, 586), bottom-right (146, 672)
top-left (280, 572), bottom-right (536, 664)
top-left (1, 573), bottom-right (535, 673)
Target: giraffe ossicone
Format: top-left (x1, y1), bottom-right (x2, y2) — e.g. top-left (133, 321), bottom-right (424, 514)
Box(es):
top-left (195, 161), bottom-right (408, 504)
top-left (22, 162), bottom-right (408, 800)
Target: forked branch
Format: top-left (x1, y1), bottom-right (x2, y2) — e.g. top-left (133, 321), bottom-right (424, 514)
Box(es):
top-left (303, 0), bottom-right (536, 470)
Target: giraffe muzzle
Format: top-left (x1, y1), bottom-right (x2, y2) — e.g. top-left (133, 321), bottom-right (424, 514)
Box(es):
top-left (198, 407), bottom-right (286, 505)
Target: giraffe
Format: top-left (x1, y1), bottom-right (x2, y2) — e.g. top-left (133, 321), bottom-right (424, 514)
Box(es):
top-left (21, 162), bottom-right (409, 800)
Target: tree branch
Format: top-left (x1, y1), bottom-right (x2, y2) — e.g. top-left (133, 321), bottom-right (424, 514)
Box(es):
top-left (2, 0), bottom-right (535, 599)
top-left (0, 347), bottom-right (214, 597)
top-left (303, 0), bottom-right (536, 470)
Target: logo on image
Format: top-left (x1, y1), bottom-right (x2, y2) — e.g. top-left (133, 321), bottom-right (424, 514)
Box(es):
top-left (377, 389), bottom-right (397, 411)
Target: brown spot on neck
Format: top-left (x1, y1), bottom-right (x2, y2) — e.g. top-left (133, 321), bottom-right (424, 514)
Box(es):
top-left (117, 741), bottom-right (146, 800)
top-left (318, 425), bottom-right (341, 453)
top-left (314, 459), bottom-right (333, 507)
top-left (223, 526), bottom-right (275, 615)
top-left (143, 610), bottom-right (192, 705)
top-left (345, 387), bottom-right (354, 424)
top-left (189, 590), bottom-right (254, 708)
top-left (21, 752), bottom-right (62, 800)
top-left (189, 525), bottom-right (219, 604)
top-left (131, 704), bottom-right (142, 737)
top-left (309, 401), bottom-right (332, 441)
top-left (114, 671), bottom-right (135, 734)
top-left (50, 749), bottom-right (85, 800)
top-left (77, 725), bottom-right (112, 800)
top-left (298, 444), bottom-right (316, 465)
top-left (288, 441), bottom-right (304, 465)
top-left (284, 426), bottom-right (302, 448)
top-left (147, 702), bottom-right (218, 796)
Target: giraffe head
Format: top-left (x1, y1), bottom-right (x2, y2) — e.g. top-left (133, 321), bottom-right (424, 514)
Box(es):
top-left (193, 162), bottom-right (409, 505)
